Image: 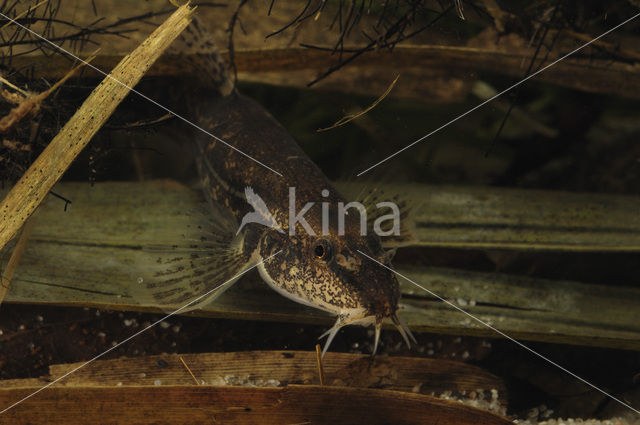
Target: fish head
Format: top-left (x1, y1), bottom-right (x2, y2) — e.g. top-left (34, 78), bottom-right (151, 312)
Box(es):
top-left (256, 204), bottom-right (413, 355)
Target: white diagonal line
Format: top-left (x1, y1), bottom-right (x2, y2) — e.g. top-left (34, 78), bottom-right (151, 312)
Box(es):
top-left (0, 250), bottom-right (282, 415)
top-left (356, 249), bottom-right (640, 415)
top-left (357, 11), bottom-right (640, 176)
top-left (0, 11), bottom-right (283, 177)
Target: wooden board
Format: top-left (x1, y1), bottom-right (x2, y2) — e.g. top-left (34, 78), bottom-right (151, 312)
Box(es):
top-left (2, 181), bottom-right (640, 350)
top-left (0, 351), bottom-right (506, 399)
top-left (5, 180), bottom-right (640, 251)
top-left (339, 182), bottom-right (640, 252)
top-left (0, 385), bottom-right (513, 425)
top-left (10, 45), bottom-right (640, 102)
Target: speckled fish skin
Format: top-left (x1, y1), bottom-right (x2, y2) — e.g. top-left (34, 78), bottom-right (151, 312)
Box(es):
top-left (191, 92), bottom-right (401, 325)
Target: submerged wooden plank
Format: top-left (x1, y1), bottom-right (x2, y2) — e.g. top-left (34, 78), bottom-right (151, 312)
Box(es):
top-left (4, 180), bottom-right (639, 251)
top-left (0, 351), bottom-right (506, 401)
top-left (2, 181), bottom-right (639, 350)
top-left (338, 182), bottom-right (640, 252)
top-left (11, 43), bottom-right (640, 101)
top-left (0, 385), bottom-right (513, 425)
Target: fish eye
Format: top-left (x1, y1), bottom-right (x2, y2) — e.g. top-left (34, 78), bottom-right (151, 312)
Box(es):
top-left (312, 239), bottom-right (332, 262)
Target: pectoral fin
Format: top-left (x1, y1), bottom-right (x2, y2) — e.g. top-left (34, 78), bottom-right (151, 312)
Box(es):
top-left (131, 205), bottom-right (253, 312)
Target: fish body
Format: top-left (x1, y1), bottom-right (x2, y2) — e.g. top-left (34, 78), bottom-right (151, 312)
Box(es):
top-left (134, 19), bottom-right (414, 355)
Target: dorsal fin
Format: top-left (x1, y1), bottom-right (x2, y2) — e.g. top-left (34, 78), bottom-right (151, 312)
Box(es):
top-left (357, 186), bottom-right (418, 248)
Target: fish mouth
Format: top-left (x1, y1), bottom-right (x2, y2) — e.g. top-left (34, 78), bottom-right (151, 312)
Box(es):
top-left (319, 312), bottom-right (416, 357)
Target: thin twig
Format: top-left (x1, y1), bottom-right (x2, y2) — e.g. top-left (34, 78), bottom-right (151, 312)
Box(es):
top-left (317, 74), bottom-right (399, 132)
top-left (179, 356), bottom-right (201, 385)
top-left (0, 51), bottom-right (98, 134)
top-left (304, 5), bottom-right (453, 87)
top-left (0, 0), bottom-right (48, 31)
top-left (0, 75), bottom-right (29, 96)
top-left (107, 113), bottom-right (173, 130)
top-left (315, 344), bottom-right (325, 386)
top-left (227, 0), bottom-right (248, 87)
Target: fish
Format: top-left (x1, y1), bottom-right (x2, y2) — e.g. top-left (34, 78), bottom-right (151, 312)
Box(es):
top-left (132, 16), bottom-right (416, 356)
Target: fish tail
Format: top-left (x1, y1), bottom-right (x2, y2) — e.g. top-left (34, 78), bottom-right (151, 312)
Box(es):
top-left (171, 14), bottom-right (234, 96)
